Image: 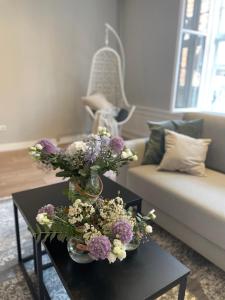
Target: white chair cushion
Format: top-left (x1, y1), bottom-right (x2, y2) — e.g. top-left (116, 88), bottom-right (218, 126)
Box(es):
top-left (82, 93), bottom-right (113, 111)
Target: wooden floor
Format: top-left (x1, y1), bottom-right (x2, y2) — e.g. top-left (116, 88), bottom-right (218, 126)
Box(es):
top-left (0, 149), bottom-right (64, 199)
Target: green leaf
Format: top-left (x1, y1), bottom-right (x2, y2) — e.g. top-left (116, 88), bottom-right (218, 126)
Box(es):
top-left (36, 224), bottom-right (42, 234)
top-left (43, 233), bottom-right (50, 243)
top-left (78, 169), bottom-right (87, 176)
top-left (50, 232), bottom-right (57, 242)
top-left (36, 234), bottom-right (42, 243)
top-left (56, 171), bottom-right (71, 177)
top-left (90, 165), bottom-right (100, 171)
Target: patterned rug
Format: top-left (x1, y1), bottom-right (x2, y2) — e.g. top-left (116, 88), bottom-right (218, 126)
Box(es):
top-left (1, 198), bottom-right (225, 300)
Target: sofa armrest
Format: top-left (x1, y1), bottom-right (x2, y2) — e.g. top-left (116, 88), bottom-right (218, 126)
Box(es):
top-left (117, 138), bottom-right (147, 187)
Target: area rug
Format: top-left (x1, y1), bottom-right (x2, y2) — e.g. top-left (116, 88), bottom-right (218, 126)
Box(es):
top-left (1, 198), bottom-right (225, 300)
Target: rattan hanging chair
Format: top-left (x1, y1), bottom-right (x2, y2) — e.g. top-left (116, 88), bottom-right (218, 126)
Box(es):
top-left (84, 23), bottom-right (136, 130)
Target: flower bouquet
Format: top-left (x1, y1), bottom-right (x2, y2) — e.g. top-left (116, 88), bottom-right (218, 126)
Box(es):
top-left (34, 196), bottom-right (156, 264)
top-left (29, 127), bottom-right (137, 198)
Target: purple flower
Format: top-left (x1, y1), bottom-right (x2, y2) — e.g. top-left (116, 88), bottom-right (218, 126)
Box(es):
top-left (84, 140), bottom-right (101, 163)
top-left (101, 136), bottom-right (110, 147)
top-left (38, 204), bottom-right (55, 218)
top-left (38, 139), bottom-right (59, 154)
top-left (110, 137), bottom-right (125, 153)
top-left (112, 220), bottom-right (133, 244)
top-left (88, 236), bottom-right (111, 260)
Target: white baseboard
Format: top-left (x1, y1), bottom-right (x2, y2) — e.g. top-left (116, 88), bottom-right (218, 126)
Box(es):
top-left (122, 105), bottom-right (183, 139)
top-left (0, 135), bottom-right (79, 152)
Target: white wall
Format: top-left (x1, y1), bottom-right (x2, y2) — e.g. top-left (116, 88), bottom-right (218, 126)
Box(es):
top-left (0, 0), bottom-right (118, 144)
top-left (119, 0), bottom-right (181, 111)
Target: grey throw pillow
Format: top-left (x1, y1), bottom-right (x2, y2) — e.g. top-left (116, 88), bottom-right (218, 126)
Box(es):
top-left (142, 119), bottom-right (203, 165)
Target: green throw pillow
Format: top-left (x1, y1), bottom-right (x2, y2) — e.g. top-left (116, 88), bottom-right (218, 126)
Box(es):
top-left (142, 119), bottom-right (203, 165)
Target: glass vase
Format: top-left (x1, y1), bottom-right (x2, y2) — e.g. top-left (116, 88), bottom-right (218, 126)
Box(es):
top-left (125, 239), bottom-right (140, 252)
top-left (67, 237), bottom-right (94, 264)
top-left (69, 174), bottom-right (103, 200)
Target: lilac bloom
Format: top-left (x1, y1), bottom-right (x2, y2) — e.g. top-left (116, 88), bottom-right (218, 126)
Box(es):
top-left (38, 139), bottom-right (60, 154)
top-left (38, 204), bottom-right (55, 218)
top-left (112, 220), bottom-right (133, 244)
top-left (101, 136), bottom-right (110, 147)
top-left (84, 140), bottom-right (101, 163)
top-left (88, 236), bottom-right (111, 260)
top-left (110, 137), bottom-right (125, 153)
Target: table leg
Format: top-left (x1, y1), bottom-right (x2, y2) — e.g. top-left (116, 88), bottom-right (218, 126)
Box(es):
top-left (33, 237), bottom-right (37, 274)
top-left (13, 203), bottom-right (22, 262)
top-left (178, 276), bottom-right (187, 300)
top-left (136, 201), bottom-right (142, 213)
top-left (35, 240), bottom-right (45, 300)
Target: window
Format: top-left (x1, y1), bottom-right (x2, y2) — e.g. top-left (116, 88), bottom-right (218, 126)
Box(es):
top-left (174, 0), bottom-right (225, 112)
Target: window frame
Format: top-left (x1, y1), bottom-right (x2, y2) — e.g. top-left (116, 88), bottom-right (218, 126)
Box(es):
top-left (170, 0), bottom-right (217, 113)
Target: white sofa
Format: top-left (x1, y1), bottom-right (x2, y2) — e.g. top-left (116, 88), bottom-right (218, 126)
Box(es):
top-left (118, 113), bottom-right (225, 271)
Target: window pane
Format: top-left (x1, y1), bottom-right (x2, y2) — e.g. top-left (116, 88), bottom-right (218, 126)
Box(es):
top-left (210, 41), bottom-right (225, 112)
top-left (175, 34), bottom-right (206, 108)
top-left (218, 1), bottom-right (225, 34)
top-left (183, 0), bottom-right (211, 32)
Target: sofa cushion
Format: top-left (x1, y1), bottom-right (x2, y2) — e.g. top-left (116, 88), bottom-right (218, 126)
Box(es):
top-left (142, 119), bottom-right (203, 165)
top-left (127, 165), bottom-right (225, 250)
top-left (184, 112), bottom-right (225, 173)
top-left (158, 130), bottom-right (211, 176)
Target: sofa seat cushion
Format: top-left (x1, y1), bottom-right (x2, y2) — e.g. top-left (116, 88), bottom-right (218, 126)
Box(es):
top-left (127, 165), bottom-right (225, 250)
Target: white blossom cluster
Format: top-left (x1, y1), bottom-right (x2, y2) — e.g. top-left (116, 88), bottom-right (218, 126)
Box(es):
top-left (36, 213), bottom-right (53, 228)
top-left (68, 199), bottom-right (95, 225)
top-left (66, 141), bottom-right (87, 156)
top-left (108, 239), bottom-right (127, 263)
top-left (82, 223), bottom-right (102, 243)
top-left (98, 197), bottom-right (136, 233)
top-left (121, 148), bottom-right (138, 161)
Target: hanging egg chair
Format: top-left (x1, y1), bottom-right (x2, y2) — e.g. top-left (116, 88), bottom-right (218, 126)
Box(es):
top-left (84, 23), bottom-right (136, 131)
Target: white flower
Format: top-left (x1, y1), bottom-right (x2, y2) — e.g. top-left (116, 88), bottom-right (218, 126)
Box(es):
top-left (115, 196), bottom-right (123, 205)
top-left (112, 239), bottom-right (126, 261)
top-left (35, 143), bottom-right (43, 150)
top-left (97, 126), bottom-right (111, 137)
top-left (117, 249), bottom-right (126, 261)
top-left (121, 151), bottom-right (129, 159)
top-left (113, 239), bottom-right (123, 247)
top-left (29, 146), bottom-right (36, 151)
top-left (66, 141), bottom-right (87, 156)
top-left (125, 148), bottom-right (133, 157)
top-left (113, 246), bottom-right (121, 255)
top-left (36, 213), bottom-right (52, 228)
top-left (132, 155), bottom-right (138, 161)
top-left (74, 199), bottom-right (82, 206)
top-left (145, 225), bottom-right (153, 234)
top-left (108, 252), bottom-right (117, 263)
top-left (148, 209), bottom-right (156, 220)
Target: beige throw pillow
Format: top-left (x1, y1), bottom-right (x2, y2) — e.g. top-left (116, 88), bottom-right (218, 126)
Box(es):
top-left (158, 130), bottom-right (212, 176)
top-left (82, 93), bottom-right (113, 110)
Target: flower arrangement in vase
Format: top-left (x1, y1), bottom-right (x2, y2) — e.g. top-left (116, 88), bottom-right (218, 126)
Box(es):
top-left (29, 127), bottom-right (156, 264)
top-left (29, 127), bottom-right (137, 199)
top-left (34, 196), bottom-right (156, 264)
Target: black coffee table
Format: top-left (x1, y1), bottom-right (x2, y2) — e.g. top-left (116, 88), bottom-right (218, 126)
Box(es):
top-left (44, 238), bottom-right (189, 300)
top-left (13, 176), bottom-right (190, 300)
top-left (12, 176), bottom-right (142, 299)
